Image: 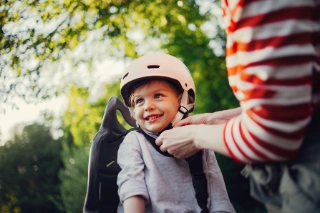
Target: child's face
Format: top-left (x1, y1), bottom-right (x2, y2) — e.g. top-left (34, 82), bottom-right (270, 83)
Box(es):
top-left (131, 80), bottom-right (180, 133)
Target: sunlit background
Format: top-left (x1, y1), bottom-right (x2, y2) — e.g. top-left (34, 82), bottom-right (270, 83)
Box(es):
top-left (0, 59), bottom-right (124, 143)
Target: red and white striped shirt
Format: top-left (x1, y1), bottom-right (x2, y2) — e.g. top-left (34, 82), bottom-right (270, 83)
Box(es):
top-left (222, 0), bottom-right (320, 164)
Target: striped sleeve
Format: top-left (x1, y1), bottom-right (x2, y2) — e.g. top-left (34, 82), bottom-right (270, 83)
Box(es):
top-left (222, 0), bottom-right (320, 164)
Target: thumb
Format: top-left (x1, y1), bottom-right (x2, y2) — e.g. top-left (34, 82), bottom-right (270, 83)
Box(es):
top-left (155, 135), bottom-right (162, 146)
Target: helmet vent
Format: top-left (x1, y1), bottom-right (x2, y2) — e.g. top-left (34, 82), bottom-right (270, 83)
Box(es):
top-left (187, 89), bottom-right (195, 104)
top-left (147, 65), bottom-right (160, 69)
top-left (122, 72), bottom-right (129, 79)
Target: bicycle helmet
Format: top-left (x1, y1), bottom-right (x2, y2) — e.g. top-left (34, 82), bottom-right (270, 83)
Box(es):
top-left (120, 53), bottom-right (196, 126)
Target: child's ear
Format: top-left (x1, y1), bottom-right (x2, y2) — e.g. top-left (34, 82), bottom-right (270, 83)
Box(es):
top-left (177, 93), bottom-right (183, 103)
top-left (128, 108), bottom-right (140, 128)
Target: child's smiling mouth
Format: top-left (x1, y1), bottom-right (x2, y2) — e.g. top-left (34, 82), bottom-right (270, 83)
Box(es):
top-left (145, 114), bottom-right (163, 121)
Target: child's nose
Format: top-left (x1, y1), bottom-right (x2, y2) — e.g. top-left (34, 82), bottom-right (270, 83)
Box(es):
top-left (145, 100), bottom-right (155, 111)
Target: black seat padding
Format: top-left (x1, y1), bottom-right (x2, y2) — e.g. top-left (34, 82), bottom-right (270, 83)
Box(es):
top-left (83, 96), bottom-right (136, 213)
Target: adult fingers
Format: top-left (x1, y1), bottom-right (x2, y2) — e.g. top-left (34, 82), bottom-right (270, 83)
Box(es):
top-left (173, 116), bottom-right (193, 127)
top-left (155, 134), bottom-right (168, 153)
top-left (155, 135), bottom-right (163, 146)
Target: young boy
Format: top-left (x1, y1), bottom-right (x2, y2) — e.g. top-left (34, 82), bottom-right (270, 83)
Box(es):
top-left (117, 53), bottom-right (235, 213)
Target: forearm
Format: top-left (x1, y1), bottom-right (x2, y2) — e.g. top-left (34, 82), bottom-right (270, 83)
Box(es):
top-left (123, 196), bottom-right (145, 213)
top-left (194, 124), bottom-right (230, 157)
top-left (208, 107), bottom-right (241, 123)
top-left (174, 107), bottom-right (241, 127)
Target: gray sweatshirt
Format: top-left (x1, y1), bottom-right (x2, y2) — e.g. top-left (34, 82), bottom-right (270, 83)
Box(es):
top-left (117, 131), bottom-right (236, 213)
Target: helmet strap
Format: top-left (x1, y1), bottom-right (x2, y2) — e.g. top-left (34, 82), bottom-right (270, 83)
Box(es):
top-left (171, 91), bottom-right (194, 126)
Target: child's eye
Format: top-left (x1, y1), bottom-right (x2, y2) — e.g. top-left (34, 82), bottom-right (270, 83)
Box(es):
top-left (135, 98), bottom-right (143, 104)
top-left (155, 93), bottom-right (163, 99)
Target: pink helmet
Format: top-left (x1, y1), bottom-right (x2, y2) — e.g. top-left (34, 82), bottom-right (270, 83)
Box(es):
top-left (120, 53), bottom-right (196, 125)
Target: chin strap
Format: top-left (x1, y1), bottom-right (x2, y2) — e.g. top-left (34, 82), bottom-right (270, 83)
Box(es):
top-left (186, 151), bottom-right (209, 213)
top-left (171, 91), bottom-right (194, 126)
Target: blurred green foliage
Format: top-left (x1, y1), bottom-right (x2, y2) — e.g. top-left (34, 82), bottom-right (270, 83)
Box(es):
top-left (0, 123), bottom-right (63, 213)
top-left (59, 145), bottom-right (89, 213)
top-left (1, 0), bottom-right (209, 106)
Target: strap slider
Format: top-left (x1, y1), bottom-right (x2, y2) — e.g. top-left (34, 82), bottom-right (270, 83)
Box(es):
top-left (178, 106), bottom-right (188, 114)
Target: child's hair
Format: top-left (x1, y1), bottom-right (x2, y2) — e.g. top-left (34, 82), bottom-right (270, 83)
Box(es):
top-left (128, 78), bottom-right (183, 108)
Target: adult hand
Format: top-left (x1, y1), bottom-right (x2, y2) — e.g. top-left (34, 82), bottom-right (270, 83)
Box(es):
top-left (156, 125), bottom-right (200, 159)
top-left (156, 124), bottom-right (229, 159)
top-left (156, 108), bottom-right (241, 159)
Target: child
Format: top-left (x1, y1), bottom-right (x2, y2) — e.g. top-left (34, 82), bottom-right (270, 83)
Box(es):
top-left (117, 53), bottom-right (235, 213)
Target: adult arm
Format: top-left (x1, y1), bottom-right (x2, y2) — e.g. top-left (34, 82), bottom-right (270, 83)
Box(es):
top-left (174, 107), bottom-right (241, 127)
top-left (221, 0), bottom-right (318, 164)
top-left (156, 123), bottom-right (229, 159)
top-left (157, 1), bottom-right (319, 163)
top-left (155, 108), bottom-right (241, 159)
